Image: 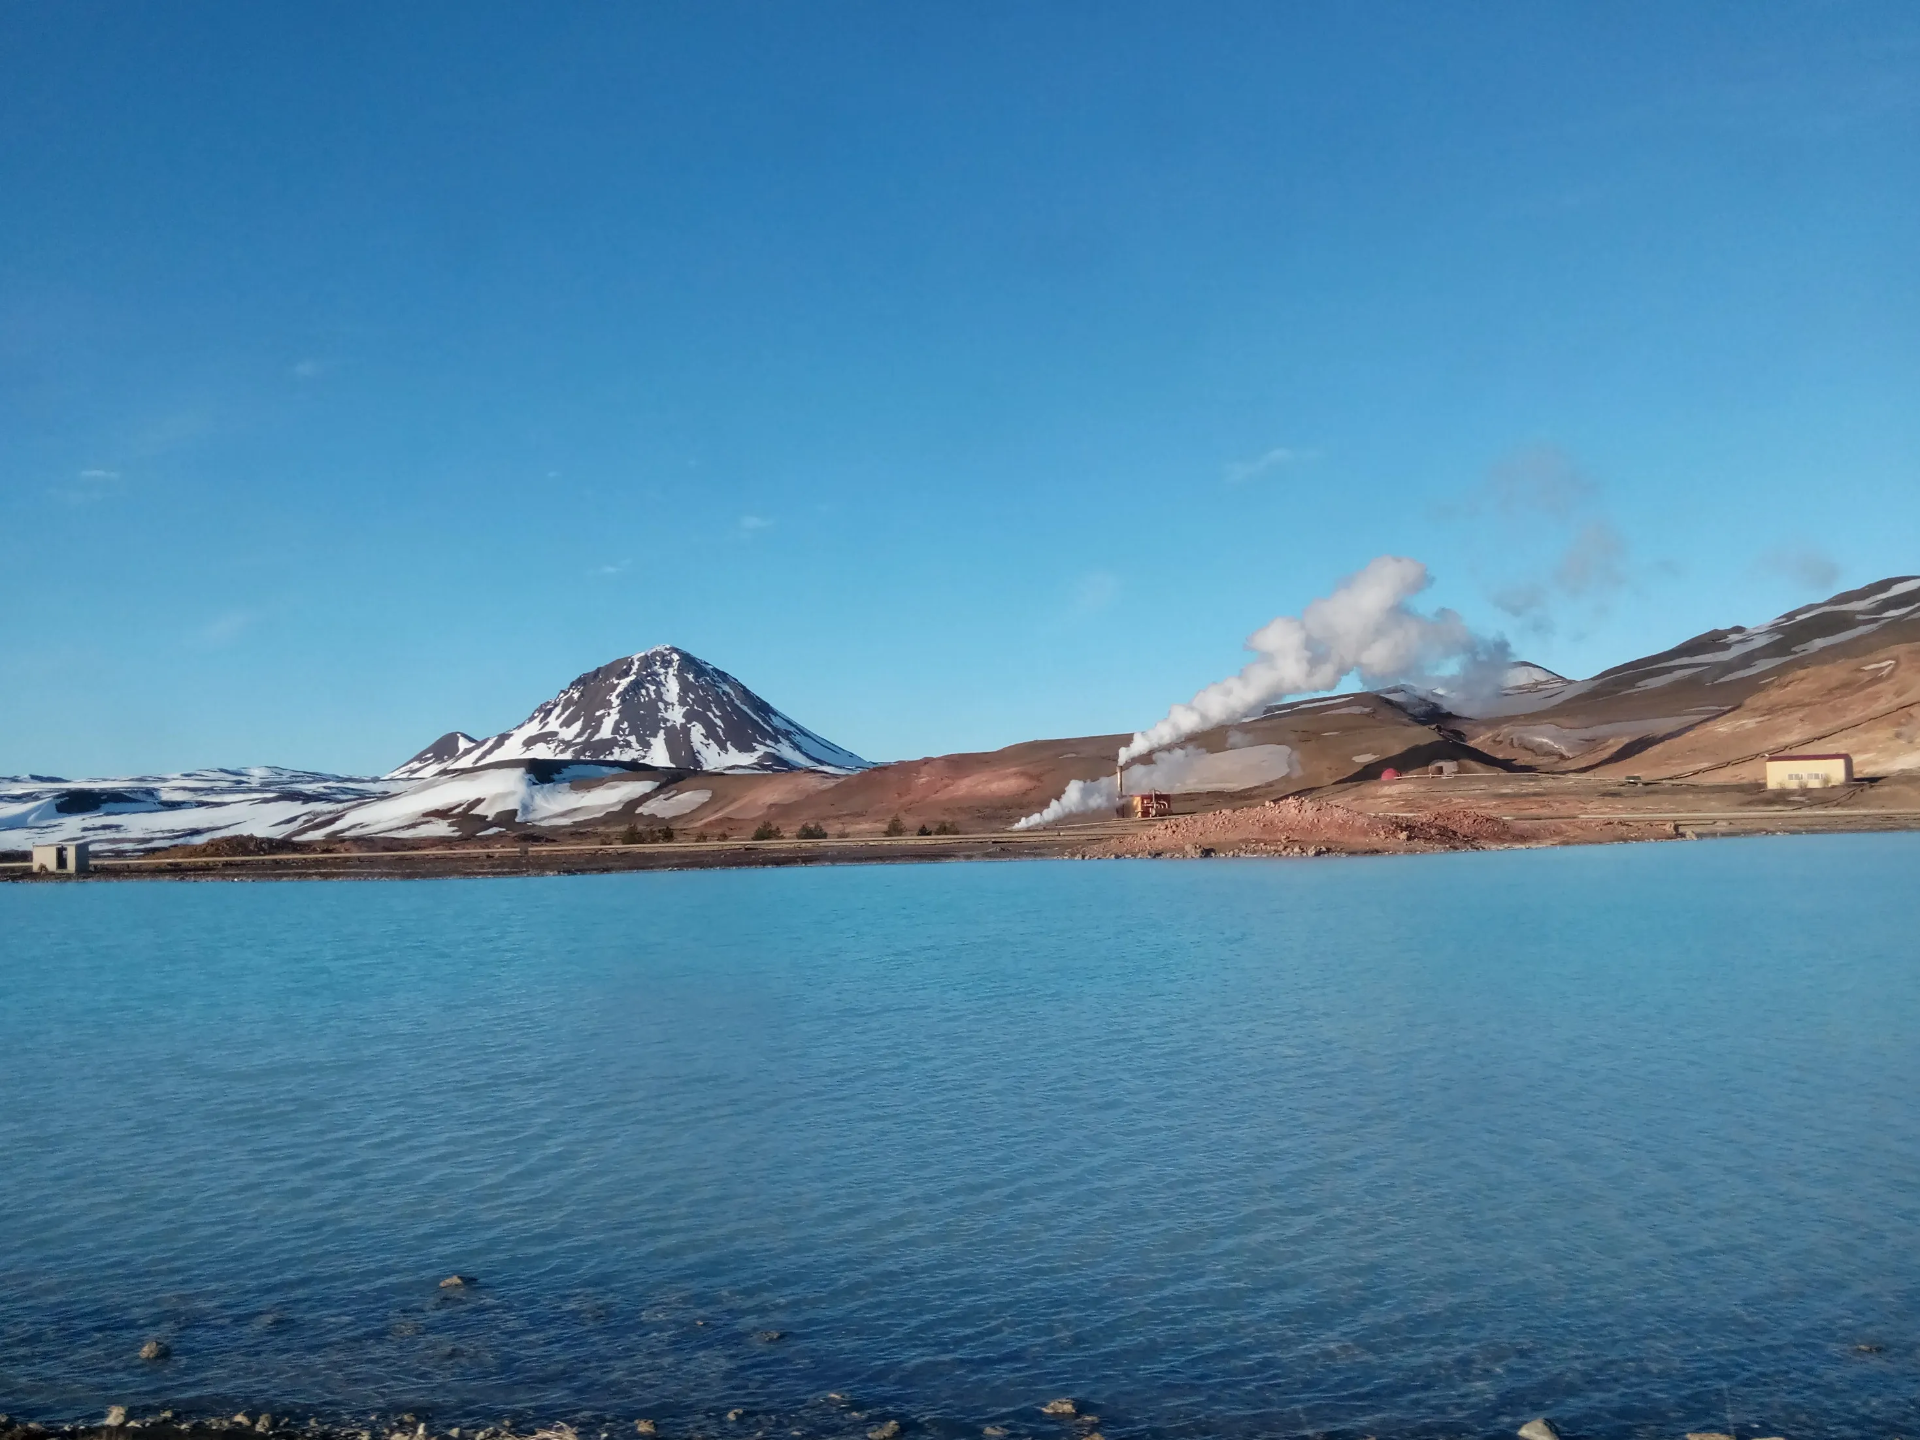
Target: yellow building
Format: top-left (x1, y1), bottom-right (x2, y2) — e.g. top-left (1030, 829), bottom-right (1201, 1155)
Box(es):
top-left (1764, 753), bottom-right (1853, 789)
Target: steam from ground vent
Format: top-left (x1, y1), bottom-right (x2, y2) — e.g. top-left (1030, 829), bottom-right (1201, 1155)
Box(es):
top-left (1012, 745), bottom-right (1299, 830)
top-left (1013, 556), bottom-right (1507, 829)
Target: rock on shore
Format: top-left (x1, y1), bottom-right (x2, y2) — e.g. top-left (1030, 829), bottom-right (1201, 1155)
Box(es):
top-left (1078, 796), bottom-right (1516, 860)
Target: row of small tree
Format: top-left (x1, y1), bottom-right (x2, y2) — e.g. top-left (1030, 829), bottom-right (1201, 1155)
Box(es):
top-left (752, 821), bottom-right (835, 840)
top-left (622, 817), bottom-right (964, 843)
top-left (885, 816), bottom-right (959, 836)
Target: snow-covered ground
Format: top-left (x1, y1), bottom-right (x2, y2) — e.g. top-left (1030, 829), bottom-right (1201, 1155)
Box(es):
top-left (302, 765), bottom-right (661, 840)
top-left (0, 763), bottom-right (682, 852)
top-left (0, 768), bottom-right (408, 853)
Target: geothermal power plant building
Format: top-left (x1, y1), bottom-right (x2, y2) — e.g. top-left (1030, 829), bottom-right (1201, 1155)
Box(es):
top-left (1765, 753), bottom-right (1854, 789)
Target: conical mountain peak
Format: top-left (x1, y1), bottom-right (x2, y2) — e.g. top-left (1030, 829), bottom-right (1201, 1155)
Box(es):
top-left (390, 648), bottom-right (867, 778)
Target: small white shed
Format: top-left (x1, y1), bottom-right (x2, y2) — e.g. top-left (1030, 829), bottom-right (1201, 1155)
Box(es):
top-left (30, 842), bottom-right (91, 875)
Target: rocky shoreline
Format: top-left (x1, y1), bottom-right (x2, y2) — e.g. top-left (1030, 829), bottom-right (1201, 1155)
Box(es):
top-left (0, 1399), bottom-right (1106, 1440)
top-left (0, 1411), bottom-right (1793, 1440)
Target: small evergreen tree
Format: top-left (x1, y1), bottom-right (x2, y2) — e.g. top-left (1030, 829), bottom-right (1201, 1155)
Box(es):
top-left (884, 815), bottom-right (907, 836)
top-left (796, 821), bottom-right (828, 840)
top-left (752, 821), bottom-right (783, 841)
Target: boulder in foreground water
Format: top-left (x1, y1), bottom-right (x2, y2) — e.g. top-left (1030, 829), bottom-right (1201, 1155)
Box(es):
top-left (439, 1275), bottom-right (476, 1288)
top-left (1517, 1423), bottom-right (1559, 1440)
top-left (138, 1340), bottom-right (170, 1361)
top-left (1040, 1400), bottom-right (1077, 1417)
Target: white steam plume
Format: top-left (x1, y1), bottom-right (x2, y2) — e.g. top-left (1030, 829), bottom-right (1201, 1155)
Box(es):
top-left (1011, 743), bottom-right (1303, 830)
top-left (1013, 772), bottom-right (1121, 830)
top-left (1012, 557), bottom-right (1507, 830)
top-left (1117, 556), bottom-right (1506, 764)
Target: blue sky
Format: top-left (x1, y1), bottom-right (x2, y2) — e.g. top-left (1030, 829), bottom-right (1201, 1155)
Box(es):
top-left (4, 3), bottom-right (1917, 776)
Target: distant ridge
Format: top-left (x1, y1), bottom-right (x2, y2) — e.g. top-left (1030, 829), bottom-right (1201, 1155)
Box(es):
top-left (389, 731), bottom-right (480, 780)
top-left (12, 576), bottom-right (1920, 853)
top-left (1525, 574), bottom-right (1920, 715)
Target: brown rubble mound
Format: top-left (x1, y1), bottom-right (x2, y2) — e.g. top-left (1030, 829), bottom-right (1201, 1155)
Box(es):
top-left (1081, 796), bottom-right (1516, 859)
top-left (149, 834), bottom-right (308, 860)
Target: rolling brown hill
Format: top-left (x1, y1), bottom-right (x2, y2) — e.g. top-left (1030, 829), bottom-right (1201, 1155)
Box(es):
top-left (538, 575), bottom-right (1920, 839)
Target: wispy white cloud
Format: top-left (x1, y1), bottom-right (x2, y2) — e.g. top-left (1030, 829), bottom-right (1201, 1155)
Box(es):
top-left (291, 358), bottom-right (330, 380)
top-left (1071, 569), bottom-right (1121, 616)
top-left (195, 610), bottom-right (254, 647)
top-left (48, 468), bottom-right (125, 504)
top-left (132, 409), bottom-right (213, 457)
top-left (1224, 446), bottom-right (1315, 484)
top-left (737, 514), bottom-right (774, 536)
top-left (1037, 569), bottom-right (1124, 635)
top-left (1449, 444), bottom-right (1643, 638)
top-left (1486, 444), bottom-right (1598, 521)
top-left (1555, 518), bottom-right (1628, 596)
top-left (594, 559), bottom-right (631, 576)
top-left (1491, 581), bottom-right (1549, 620)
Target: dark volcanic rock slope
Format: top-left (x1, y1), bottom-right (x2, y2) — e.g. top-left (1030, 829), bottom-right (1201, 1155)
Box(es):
top-left (389, 731), bottom-right (480, 780)
top-left (400, 646), bottom-right (868, 777)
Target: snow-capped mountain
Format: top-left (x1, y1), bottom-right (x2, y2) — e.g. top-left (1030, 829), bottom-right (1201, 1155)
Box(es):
top-left (4, 650), bottom-right (865, 852)
top-left (399, 646), bottom-right (869, 777)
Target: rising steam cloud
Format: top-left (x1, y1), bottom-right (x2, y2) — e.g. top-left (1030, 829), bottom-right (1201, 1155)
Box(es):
top-left (1011, 744), bottom-right (1301, 830)
top-left (1119, 556), bottom-right (1505, 761)
top-left (1013, 557), bottom-right (1507, 829)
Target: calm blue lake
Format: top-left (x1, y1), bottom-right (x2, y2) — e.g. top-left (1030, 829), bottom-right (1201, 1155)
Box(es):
top-left (2, 839), bottom-right (1917, 1439)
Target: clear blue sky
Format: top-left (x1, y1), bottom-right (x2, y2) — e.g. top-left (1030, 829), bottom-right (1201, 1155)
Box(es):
top-left (4, 3), bottom-right (1917, 776)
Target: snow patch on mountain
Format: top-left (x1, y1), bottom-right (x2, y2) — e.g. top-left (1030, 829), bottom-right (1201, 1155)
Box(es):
top-left (301, 764), bottom-right (659, 840)
top-left (1536, 574), bottom-right (1920, 710)
top-left (638, 788), bottom-right (711, 819)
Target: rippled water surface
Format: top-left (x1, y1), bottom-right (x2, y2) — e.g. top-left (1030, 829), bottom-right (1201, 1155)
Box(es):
top-left (3, 838), bottom-right (1918, 1439)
